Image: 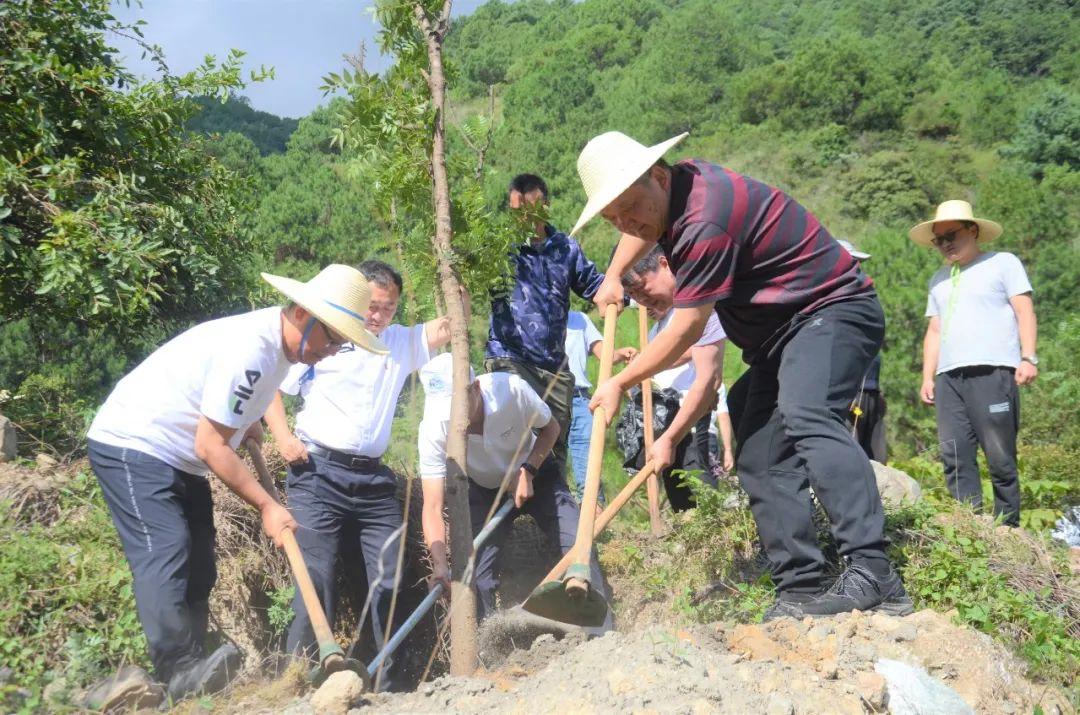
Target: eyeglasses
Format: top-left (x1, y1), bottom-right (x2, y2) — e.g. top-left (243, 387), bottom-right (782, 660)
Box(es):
top-left (932, 228), bottom-right (967, 247)
top-left (318, 321), bottom-right (348, 349)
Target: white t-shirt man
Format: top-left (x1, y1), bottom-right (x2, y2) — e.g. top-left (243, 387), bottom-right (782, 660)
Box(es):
top-left (280, 323), bottom-right (430, 457)
top-left (925, 251), bottom-right (1033, 374)
top-left (418, 373), bottom-right (552, 489)
top-left (565, 311), bottom-right (603, 389)
top-left (649, 309), bottom-right (726, 397)
top-left (88, 307), bottom-right (292, 476)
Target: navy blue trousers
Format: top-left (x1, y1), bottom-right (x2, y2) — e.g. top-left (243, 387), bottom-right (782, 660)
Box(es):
top-left (88, 440), bottom-right (215, 681)
top-left (284, 450), bottom-right (403, 689)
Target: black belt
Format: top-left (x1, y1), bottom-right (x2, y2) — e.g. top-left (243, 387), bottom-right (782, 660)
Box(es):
top-left (573, 386), bottom-right (591, 398)
top-left (307, 443), bottom-right (382, 472)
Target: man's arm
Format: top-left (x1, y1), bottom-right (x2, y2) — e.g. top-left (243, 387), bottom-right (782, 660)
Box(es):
top-left (920, 316), bottom-right (941, 405)
top-left (425, 286), bottom-right (471, 350)
top-left (512, 415), bottom-right (559, 508)
top-left (194, 416), bottom-right (295, 546)
top-left (717, 410), bottom-right (734, 472)
top-left (420, 477), bottom-right (450, 593)
top-left (591, 340), bottom-right (638, 365)
top-left (649, 341), bottom-right (722, 469)
top-left (592, 233), bottom-right (657, 311)
top-left (265, 392), bottom-right (309, 464)
top-left (591, 304), bottom-right (712, 425)
top-left (1010, 293), bottom-right (1038, 385)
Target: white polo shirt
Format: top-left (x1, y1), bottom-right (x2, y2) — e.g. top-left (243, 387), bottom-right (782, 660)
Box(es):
top-left (649, 309), bottom-right (726, 397)
top-left (88, 307), bottom-right (292, 476)
top-left (280, 323), bottom-right (430, 457)
top-left (926, 251), bottom-right (1032, 374)
top-left (565, 311), bottom-right (603, 389)
top-left (417, 373), bottom-right (552, 489)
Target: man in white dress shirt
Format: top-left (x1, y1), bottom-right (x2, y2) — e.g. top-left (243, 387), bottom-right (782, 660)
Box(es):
top-left (621, 246), bottom-right (726, 511)
top-left (86, 265), bottom-right (385, 700)
top-left (264, 260), bottom-right (452, 690)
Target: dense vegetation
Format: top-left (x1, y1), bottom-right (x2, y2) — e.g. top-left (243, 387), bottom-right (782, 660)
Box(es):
top-left (1, 0), bottom-right (1078, 708)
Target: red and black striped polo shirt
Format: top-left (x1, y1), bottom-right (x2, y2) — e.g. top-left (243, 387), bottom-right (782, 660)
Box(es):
top-left (660, 159), bottom-right (874, 359)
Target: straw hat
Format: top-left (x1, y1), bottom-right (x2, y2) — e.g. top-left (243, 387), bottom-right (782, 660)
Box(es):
top-left (261, 264), bottom-right (388, 354)
top-left (908, 200), bottom-right (1002, 247)
top-left (419, 352), bottom-right (476, 422)
top-left (570, 131), bottom-right (689, 237)
top-left (837, 239), bottom-right (871, 261)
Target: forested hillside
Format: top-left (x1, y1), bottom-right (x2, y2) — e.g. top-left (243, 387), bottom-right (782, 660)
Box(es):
top-left (186, 95), bottom-right (299, 155)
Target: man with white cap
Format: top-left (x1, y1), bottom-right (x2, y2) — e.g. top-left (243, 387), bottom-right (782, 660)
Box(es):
top-left (619, 245), bottom-right (727, 511)
top-left (572, 131), bottom-right (910, 621)
top-left (837, 239), bottom-right (887, 464)
top-left (86, 264), bottom-right (385, 700)
top-left (263, 260), bottom-right (453, 689)
top-left (417, 355), bottom-right (608, 622)
top-left (911, 200), bottom-right (1037, 527)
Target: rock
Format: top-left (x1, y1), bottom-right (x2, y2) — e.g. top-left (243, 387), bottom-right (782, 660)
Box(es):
top-left (1051, 505), bottom-right (1080, 548)
top-left (80, 666), bottom-right (164, 712)
top-left (870, 460), bottom-right (922, 508)
top-left (35, 452), bottom-right (58, 471)
top-left (729, 624), bottom-right (784, 661)
top-left (892, 623), bottom-right (918, 642)
top-left (310, 671), bottom-right (364, 715)
top-left (765, 694), bottom-right (794, 715)
top-left (0, 414), bottom-right (15, 462)
top-left (854, 671), bottom-right (888, 710)
top-left (875, 658), bottom-right (974, 715)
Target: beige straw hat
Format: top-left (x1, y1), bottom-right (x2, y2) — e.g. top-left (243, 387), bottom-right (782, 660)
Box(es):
top-left (261, 264), bottom-right (388, 354)
top-left (908, 200), bottom-right (1002, 247)
top-left (570, 131), bottom-right (689, 237)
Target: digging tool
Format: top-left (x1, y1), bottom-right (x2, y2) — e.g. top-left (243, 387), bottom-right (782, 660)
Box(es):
top-left (521, 304), bottom-right (618, 627)
top-left (364, 499), bottom-right (516, 682)
top-left (244, 439), bottom-right (367, 686)
top-left (638, 303), bottom-right (665, 536)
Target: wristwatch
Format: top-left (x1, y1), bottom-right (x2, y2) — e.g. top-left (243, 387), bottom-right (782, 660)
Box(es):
top-left (1021, 355), bottom-right (1039, 366)
top-left (520, 462), bottom-right (540, 477)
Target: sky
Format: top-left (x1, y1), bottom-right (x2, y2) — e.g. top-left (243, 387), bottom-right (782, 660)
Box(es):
top-left (108, 0), bottom-right (492, 118)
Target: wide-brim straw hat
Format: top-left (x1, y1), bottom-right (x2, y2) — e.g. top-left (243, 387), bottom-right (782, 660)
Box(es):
top-left (909, 200), bottom-right (1002, 247)
top-left (570, 131), bottom-right (689, 237)
top-left (261, 264), bottom-right (388, 355)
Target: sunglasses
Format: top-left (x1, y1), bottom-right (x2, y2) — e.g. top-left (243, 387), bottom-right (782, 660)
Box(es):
top-left (931, 228), bottom-right (968, 247)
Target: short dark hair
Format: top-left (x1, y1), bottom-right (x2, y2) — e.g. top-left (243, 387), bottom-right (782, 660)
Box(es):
top-left (358, 259), bottom-right (403, 294)
top-left (508, 173), bottom-right (549, 200)
top-left (619, 245), bottom-right (666, 287)
top-left (634, 158), bottom-right (671, 186)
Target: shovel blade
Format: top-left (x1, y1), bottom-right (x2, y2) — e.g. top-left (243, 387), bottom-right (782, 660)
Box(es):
top-left (521, 579), bottom-right (608, 627)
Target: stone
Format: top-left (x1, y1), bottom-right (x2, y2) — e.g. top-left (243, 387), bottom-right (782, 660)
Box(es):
top-left (855, 671), bottom-right (888, 710)
top-left (729, 624), bottom-right (784, 661)
top-left (0, 414), bottom-right (16, 462)
top-left (310, 671), bottom-right (364, 715)
top-left (892, 623), bottom-right (918, 642)
top-left (35, 452), bottom-right (58, 471)
top-left (765, 694), bottom-right (795, 715)
top-left (875, 658), bottom-right (974, 715)
top-left (80, 666), bottom-right (164, 712)
top-left (870, 460), bottom-right (922, 508)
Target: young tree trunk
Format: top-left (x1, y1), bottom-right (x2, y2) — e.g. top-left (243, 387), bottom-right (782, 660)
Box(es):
top-left (415, 0), bottom-right (478, 677)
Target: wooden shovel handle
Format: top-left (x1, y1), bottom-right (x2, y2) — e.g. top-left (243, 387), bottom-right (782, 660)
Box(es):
top-left (542, 461), bottom-right (657, 584)
top-left (638, 304), bottom-right (664, 536)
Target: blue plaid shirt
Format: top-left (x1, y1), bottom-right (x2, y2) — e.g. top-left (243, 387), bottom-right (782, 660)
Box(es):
top-left (486, 226), bottom-right (604, 373)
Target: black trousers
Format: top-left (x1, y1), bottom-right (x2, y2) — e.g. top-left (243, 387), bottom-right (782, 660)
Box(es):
top-left (734, 296), bottom-right (888, 593)
top-left (851, 389), bottom-right (887, 464)
top-left (88, 440), bottom-right (215, 681)
top-left (662, 413), bottom-right (719, 512)
top-left (934, 366), bottom-right (1021, 526)
top-left (284, 450), bottom-right (403, 690)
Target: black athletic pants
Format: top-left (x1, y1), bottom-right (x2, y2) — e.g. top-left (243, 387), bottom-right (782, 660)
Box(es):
top-left (88, 440), bottom-right (215, 682)
top-left (851, 390), bottom-right (887, 464)
top-left (734, 295), bottom-right (889, 594)
top-left (934, 366), bottom-right (1021, 526)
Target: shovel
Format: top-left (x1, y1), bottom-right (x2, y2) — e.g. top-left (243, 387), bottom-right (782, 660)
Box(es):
top-left (521, 303), bottom-right (618, 627)
top-left (363, 499), bottom-right (516, 683)
top-left (245, 439), bottom-right (368, 686)
top-left (638, 303), bottom-right (665, 536)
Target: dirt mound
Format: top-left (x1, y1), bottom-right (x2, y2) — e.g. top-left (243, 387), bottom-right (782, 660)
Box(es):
top-left (347, 609), bottom-right (1072, 715)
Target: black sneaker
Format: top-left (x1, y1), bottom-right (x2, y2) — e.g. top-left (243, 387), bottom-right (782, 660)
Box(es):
top-left (800, 561), bottom-right (914, 617)
top-left (167, 644), bottom-right (243, 702)
top-left (761, 590), bottom-right (820, 622)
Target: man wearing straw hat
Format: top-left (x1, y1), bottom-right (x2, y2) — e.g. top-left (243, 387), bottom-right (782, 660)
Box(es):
top-left (910, 200), bottom-right (1037, 527)
top-left (416, 354), bottom-right (610, 625)
top-left (263, 260), bottom-right (454, 690)
top-left (573, 131), bottom-right (910, 621)
top-left (86, 264), bottom-right (386, 700)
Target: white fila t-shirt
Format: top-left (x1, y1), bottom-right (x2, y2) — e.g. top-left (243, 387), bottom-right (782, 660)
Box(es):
top-left (88, 307), bottom-right (293, 476)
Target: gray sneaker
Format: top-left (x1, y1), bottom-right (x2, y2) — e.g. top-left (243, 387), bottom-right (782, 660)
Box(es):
top-left (800, 561), bottom-right (914, 617)
top-left (762, 590), bottom-right (821, 622)
top-left (166, 643), bottom-right (243, 702)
